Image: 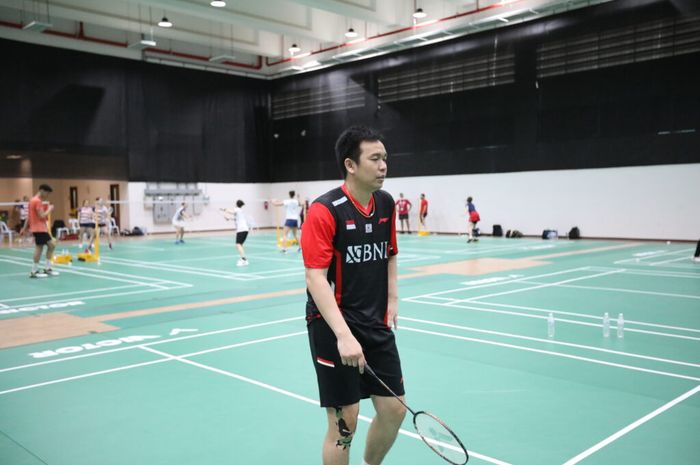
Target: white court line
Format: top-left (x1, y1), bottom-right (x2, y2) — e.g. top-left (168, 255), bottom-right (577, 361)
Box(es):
top-left (0, 258), bottom-right (169, 289)
top-left (407, 267), bottom-right (591, 299)
top-left (0, 331), bottom-right (305, 396)
top-left (650, 255), bottom-right (695, 266)
top-left (100, 256), bottom-right (260, 281)
top-left (0, 255), bottom-right (189, 286)
top-left (109, 244), bottom-right (167, 251)
top-left (399, 326), bottom-right (700, 382)
top-left (587, 267), bottom-right (700, 279)
top-left (0, 285), bottom-right (142, 304)
top-left (449, 300), bottom-right (700, 335)
top-left (140, 345), bottom-right (513, 465)
top-left (406, 298), bottom-right (700, 341)
top-left (614, 248), bottom-right (692, 265)
top-left (0, 316), bottom-right (304, 373)
top-left (561, 384), bottom-right (700, 465)
top-left (516, 280), bottom-right (700, 300)
top-left (463, 269), bottom-right (625, 303)
top-left (0, 285), bottom-right (192, 319)
top-left (400, 317), bottom-right (700, 369)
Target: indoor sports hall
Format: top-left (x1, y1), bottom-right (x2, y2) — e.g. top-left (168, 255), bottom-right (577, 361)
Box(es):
top-left (1, 1), bottom-right (699, 465)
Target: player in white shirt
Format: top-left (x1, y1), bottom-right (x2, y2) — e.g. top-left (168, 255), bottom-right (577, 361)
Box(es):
top-left (95, 198), bottom-right (114, 250)
top-left (77, 199), bottom-right (95, 252)
top-left (220, 199), bottom-right (250, 266)
top-left (272, 190), bottom-right (301, 253)
top-left (172, 202), bottom-right (190, 244)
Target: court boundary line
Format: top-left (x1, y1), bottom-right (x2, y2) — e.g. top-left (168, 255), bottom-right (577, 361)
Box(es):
top-left (0, 316), bottom-right (304, 373)
top-left (515, 280), bottom-right (700, 300)
top-left (405, 298), bottom-right (700, 342)
top-left (560, 384), bottom-right (700, 465)
top-left (400, 317), bottom-right (700, 369)
top-left (449, 300), bottom-right (700, 335)
top-left (0, 331), bottom-right (306, 396)
top-left (399, 326), bottom-right (700, 382)
top-left (461, 269), bottom-right (625, 303)
top-left (0, 256), bottom-right (190, 287)
top-left (138, 345), bottom-right (514, 465)
top-left (0, 258), bottom-right (170, 289)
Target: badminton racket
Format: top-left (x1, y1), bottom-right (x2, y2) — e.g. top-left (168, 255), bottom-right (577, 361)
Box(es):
top-left (364, 363), bottom-right (468, 465)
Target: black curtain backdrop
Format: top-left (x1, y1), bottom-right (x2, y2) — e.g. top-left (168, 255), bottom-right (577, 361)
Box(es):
top-left (1, 0), bottom-right (698, 183)
top-left (268, 0), bottom-right (700, 181)
top-left (0, 41), bottom-right (268, 182)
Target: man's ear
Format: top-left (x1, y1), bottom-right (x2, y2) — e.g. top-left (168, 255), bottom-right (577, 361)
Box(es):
top-left (344, 158), bottom-right (356, 175)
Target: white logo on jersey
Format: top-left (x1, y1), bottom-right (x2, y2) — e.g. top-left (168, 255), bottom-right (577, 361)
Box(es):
top-left (346, 241), bottom-right (388, 264)
top-left (365, 224), bottom-right (372, 233)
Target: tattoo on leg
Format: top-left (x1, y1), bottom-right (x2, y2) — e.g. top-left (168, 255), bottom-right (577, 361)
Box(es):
top-left (334, 407), bottom-right (353, 450)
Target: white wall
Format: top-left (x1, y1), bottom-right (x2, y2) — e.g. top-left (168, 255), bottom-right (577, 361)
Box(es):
top-left (124, 163), bottom-right (699, 240)
top-left (0, 177), bottom-right (128, 229)
top-left (126, 182), bottom-right (271, 234)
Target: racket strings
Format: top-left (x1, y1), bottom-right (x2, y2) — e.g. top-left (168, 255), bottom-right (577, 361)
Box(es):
top-left (414, 412), bottom-right (469, 465)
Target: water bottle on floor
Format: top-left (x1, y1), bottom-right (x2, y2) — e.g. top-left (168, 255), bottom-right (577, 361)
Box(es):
top-left (547, 313), bottom-right (555, 338)
top-left (602, 312), bottom-right (610, 338)
top-left (617, 313), bottom-right (624, 338)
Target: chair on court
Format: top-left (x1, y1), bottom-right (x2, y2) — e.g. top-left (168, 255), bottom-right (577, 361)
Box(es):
top-left (109, 218), bottom-right (120, 236)
top-left (53, 219), bottom-right (69, 240)
top-left (0, 221), bottom-right (15, 244)
top-left (68, 218), bottom-right (80, 234)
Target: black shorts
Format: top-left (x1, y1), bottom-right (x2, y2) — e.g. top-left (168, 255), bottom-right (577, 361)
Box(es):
top-left (235, 231), bottom-right (248, 245)
top-left (80, 223), bottom-right (95, 229)
top-left (308, 317), bottom-right (404, 407)
top-left (33, 232), bottom-right (52, 245)
top-left (420, 212), bottom-right (428, 218)
top-left (399, 213), bottom-right (409, 220)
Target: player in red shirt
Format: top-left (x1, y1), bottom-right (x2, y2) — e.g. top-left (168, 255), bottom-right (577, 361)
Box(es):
top-left (394, 193), bottom-right (412, 234)
top-left (418, 193), bottom-right (428, 229)
top-left (302, 126), bottom-right (405, 465)
top-left (27, 184), bottom-right (59, 278)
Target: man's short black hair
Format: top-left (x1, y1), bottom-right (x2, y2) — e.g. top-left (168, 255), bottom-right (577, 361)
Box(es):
top-left (236, 199), bottom-right (244, 208)
top-left (289, 190), bottom-right (295, 198)
top-left (335, 125), bottom-right (383, 179)
top-left (38, 184), bottom-right (52, 193)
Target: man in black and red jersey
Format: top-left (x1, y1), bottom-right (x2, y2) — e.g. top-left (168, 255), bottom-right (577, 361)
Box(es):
top-left (301, 126), bottom-right (405, 465)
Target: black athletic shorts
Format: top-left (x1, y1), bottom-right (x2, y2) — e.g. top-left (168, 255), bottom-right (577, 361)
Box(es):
top-left (33, 232), bottom-right (51, 245)
top-left (398, 213), bottom-right (409, 220)
top-left (308, 317), bottom-right (404, 407)
top-left (80, 223), bottom-right (95, 228)
top-left (235, 231), bottom-right (248, 245)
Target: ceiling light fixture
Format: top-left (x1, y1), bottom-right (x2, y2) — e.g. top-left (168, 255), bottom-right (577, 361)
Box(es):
top-left (345, 27), bottom-right (358, 38)
top-left (288, 43), bottom-right (301, 54)
top-left (412, 8), bottom-right (427, 19)
top-left (6, 154), bottom-right (22, 160)
top-left (158, 17), bottom-right (172, 28)
top-left (210, 1), bottom-right (226, 7)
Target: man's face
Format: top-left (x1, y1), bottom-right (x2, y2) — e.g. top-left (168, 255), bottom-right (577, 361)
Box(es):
top-left (348, 140), bottom-right (387, 192)
top-left (39, 189), bottom-right (50, 200)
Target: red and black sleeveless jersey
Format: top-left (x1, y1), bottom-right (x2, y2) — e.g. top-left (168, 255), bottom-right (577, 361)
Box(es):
top-left (301, 184), bottom-right (398, 329)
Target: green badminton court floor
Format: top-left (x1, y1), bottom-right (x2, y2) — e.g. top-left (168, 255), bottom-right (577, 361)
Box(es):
top-left (1, 232), bottom-right (698, 465)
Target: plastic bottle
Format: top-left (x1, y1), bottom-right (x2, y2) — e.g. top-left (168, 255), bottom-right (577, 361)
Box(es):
top-left (547, 313), bottom-right (555, 338)
top-left (602, 312), bottom-right (610, 338)
top-left (617, 313), bottom-right (624, 339)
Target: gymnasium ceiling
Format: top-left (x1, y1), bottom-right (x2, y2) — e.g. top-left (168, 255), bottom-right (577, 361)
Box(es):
top-left (0, 0), bottom-right (614, 78)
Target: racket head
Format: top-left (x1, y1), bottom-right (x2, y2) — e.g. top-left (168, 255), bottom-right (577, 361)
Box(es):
top-left (413, 411), bottom-right (469, 465)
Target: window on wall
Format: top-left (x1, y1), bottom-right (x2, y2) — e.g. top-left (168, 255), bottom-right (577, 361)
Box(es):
top-left (69, 186), bottom-right (78, 211)
top-left (272, 79), bottom-right (366, 120)
top-left (377, 50), bottom-right (515, 103)
top-left (536, 14), bottom-right (700, 78)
